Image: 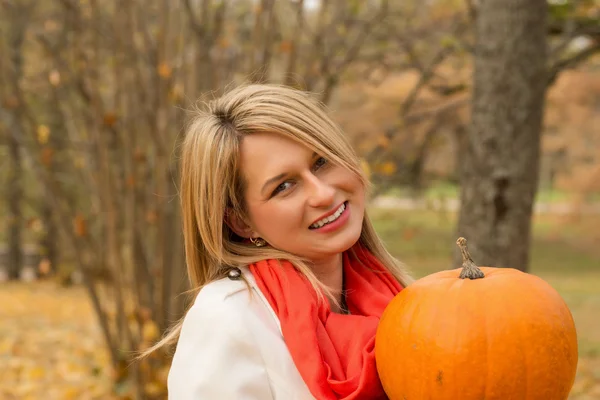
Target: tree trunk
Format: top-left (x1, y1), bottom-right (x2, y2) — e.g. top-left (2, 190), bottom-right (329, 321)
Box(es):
top-left (456, 0), bottom-right (548, 271)
top-left (40, 203), bottom-right (58, 275)
top-left (7, 126), bottom-right (23, 280)
top-left (39, 90), bottom-right (69, 277)
top-left (4, 4), bottom-right (28, 280)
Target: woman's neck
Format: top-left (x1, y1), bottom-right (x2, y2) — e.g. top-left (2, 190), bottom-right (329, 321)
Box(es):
top-left (312, 253), bottom-right (345, 313)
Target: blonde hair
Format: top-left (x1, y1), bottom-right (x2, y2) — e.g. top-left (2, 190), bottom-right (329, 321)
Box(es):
top-left (146, 84), bottom-right (412, 355)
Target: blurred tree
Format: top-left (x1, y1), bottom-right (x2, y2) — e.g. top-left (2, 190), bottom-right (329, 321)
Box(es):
top-left (0, 0), bottom-right (395, 397)
top-left (455, 0), bottom-right (549, 272)
top-left (0, 1), bottom-right (31, 280)
top-left (356, 0), bottom-right (600, 197)
top-left (454, 0), bottom-right (600, 272)
top-left (349, 1), bottom-right (471, 196)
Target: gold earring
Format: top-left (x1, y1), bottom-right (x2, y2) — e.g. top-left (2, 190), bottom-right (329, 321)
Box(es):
top-left (250, 237), bottom-right (267, 247)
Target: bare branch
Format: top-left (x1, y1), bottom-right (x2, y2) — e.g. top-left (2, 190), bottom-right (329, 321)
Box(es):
top-left (464, 0), bottom-right (478, 21)
top-left (404, 95), bottom-right (470, 125)
top-left (397, 15), bottom-right (470, 116)
top-left (284, 0), bottom-right (304, 87)
top-left (548, 0), bottom-right (600, 60)
top-left (400, 46), bottom-right (453, 116)
top-left (547, 40), bottom-right (600, 86)
top-left (319, 0), bottom-right (390, 103)
top-left (183, 0), bottom-right (204, 37)
top-left (303, 0), bottom-right (330, 90)
top-left (337, 0), bottom-right (389, 71)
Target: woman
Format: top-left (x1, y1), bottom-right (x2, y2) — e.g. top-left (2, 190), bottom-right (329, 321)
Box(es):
top-left (162, 84), bottom-right (413, 399)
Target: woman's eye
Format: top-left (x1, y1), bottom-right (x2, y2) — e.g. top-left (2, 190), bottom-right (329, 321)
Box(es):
top-left (270, 158), bottom-right (327, 197)
top-left (272, 181), bottom-right (293, 196)
top-left (313, 157), bottom-right (328, 170)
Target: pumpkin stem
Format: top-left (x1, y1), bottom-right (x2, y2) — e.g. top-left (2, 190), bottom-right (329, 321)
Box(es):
top-left (456, 237), bottom-right (485, 280)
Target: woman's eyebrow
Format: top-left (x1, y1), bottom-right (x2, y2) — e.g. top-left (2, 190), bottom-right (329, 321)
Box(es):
top-left (261, 173), bottom-right (286, 196)
top-left (259, 152), bottom-right (319, 195)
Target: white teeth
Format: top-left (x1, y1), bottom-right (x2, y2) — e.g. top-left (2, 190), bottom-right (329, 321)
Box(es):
top-left (310, 203), bottom-right (346, 229)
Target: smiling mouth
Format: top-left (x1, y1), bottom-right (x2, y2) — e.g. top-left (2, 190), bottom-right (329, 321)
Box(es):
top-left (309, 201), bottom-right (348, 229)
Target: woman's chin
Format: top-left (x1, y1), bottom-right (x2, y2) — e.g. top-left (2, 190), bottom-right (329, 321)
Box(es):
top-left (315, 227), bottom-right (362, 255)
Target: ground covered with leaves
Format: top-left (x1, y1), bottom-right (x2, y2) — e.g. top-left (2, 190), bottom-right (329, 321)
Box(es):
top-left (0, 282), bottom-right (114, 400)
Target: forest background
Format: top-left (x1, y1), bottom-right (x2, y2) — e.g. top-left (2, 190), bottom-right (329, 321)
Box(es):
top-left (1, 0), bottom-right (599, 399)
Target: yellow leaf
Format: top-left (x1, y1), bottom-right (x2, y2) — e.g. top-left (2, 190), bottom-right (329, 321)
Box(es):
top-left (157, 364), bottom-right (170, 382)
top-left (377, 161), bottom-right (397, 176)
top-left (38, 258), bottom-right (52, 275)
top-left (2, 95), bottom-right (19, 109)
top-left (40, 147), bottom-right (55, 167)
top-left (146, 210), bottom-right (158, 224)
top-left (49, 70), bottom-right (61, 86)
top-left (44, 19), bottom-right (59, 33)
top-left (279, 40), bottom-right (293, 53)
top-left (157, 63), bottom-right (172, 79)
top-left (139, 307), bottom-right (152, 322)
top-left (440, 34), bottom-right (458, 49)
top-left (126, 175), bottom-right (135, 187)
top-left (377, 135), bottom-right (390, 149)
top-left (27, 366), bottom-right (45, 379)
top-left (37, 125), bottom-right (50, 144)
top-left (360, 159), bottom-right (371, 179)
top-left (142, 321), bottom-right (160, 342)
top-left (28, 217), bottom-right (43, 233)
top-left (62, 387), bottom-right (81, 400)
top-left (103, 112), bottom-right (118, 127)
top-left (73, 156), bottom-right (86, 169)
top-left (218, 37), bottom-right (230, 49)
top-left (73, 214), bottom-right (87, 237)
top-left (168, 83), bottom-right (184, 103)
top-left (357, 140), bottom-right (374, 154)
top-left (144, 381), bottom-right (164, 396)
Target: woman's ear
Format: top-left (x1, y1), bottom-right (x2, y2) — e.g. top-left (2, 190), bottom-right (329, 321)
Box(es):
top-left (224, 208), bottom-right (255, 238)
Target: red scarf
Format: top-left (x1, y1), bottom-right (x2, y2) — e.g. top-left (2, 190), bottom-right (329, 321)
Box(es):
top-left (249, 244), bottom-right (403, 400)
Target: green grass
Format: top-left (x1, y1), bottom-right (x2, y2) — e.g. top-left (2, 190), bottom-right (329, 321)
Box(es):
top-left (369, 206), bottom-right (600, 398)
top-left (369, 207), bottom-right (600, 275)
top-left (379, 181), bottom-right (579, 204)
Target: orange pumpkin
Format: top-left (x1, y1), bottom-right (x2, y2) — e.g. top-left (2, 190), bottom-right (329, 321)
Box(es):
top-left (375, 238), bottom-right (578, 400)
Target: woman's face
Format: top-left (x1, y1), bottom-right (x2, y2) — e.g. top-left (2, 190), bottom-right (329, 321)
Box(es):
top-left (237, 132), bottom-right (365, 262)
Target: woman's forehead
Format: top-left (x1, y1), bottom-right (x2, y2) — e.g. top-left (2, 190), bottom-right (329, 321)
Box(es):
top-left (240, 133), bottom-right (315, 187)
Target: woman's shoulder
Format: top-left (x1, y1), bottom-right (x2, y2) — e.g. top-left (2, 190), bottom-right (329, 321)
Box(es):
top-left (185, 267), bottom-right (276, 326)
top-left (195, 273), bottom-right (249, 303)
top-left (188, 272), bottom-right (253, 321)
top-left (169, 272), bottom-right (279, 399)
top-left (172, 272), bottom-right (259, 369)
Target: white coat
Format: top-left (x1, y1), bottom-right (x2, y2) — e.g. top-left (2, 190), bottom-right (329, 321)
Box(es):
top-left (167, 266), bottom-right (316, 400)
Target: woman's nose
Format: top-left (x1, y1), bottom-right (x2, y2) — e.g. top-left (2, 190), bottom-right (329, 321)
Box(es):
top-left (306, 175), bottom-right (335, 208)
